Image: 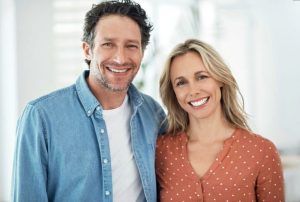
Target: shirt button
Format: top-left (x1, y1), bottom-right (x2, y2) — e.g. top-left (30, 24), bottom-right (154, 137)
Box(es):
top-left (105, 191), bottom-right (110, 196)
top-left (96, 106), bottom-right (100, 111)
top-left (100, 129), bottom-right (105, 134)
top-left (103, 159), bottom-right (108, 164)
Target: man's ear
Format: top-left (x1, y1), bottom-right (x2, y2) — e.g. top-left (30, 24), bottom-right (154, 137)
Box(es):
top-left (82, 42), bottom-right (92, 60)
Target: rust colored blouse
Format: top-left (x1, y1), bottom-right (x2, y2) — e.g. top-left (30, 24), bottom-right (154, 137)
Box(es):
top-left (155, 129), bottom-right (285, 202)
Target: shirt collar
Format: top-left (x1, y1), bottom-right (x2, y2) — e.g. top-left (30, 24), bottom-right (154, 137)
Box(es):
top-left (76, 70), bottom-right (143, 116)
top-left (76, 70), bottom-right (100, 116)
top-left (128, 84), bottom-right (143, 109)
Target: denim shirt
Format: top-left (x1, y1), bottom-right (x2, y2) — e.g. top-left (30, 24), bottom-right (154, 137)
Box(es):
top-left (12, 70), bottom-right (166, 202)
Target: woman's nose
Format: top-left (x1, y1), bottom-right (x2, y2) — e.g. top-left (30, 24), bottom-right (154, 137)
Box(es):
top-left (188, 83), bottom-right (200, 98)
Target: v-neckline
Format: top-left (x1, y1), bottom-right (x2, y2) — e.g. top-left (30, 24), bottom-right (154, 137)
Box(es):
top-left (182, 129), bottom-right (239, 181)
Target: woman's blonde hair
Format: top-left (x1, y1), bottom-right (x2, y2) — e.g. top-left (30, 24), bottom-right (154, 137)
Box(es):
top-left (160, 39), bottom-right (251, 135)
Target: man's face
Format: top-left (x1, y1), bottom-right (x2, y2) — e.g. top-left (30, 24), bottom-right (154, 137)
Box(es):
top-left (83, 15), bottom-right (143, 92)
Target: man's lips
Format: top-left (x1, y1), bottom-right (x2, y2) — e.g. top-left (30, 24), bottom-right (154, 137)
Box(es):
top-left (107, 67), bottom-right (128, 73)
top-left (104, 63), bottom-right (134, 73)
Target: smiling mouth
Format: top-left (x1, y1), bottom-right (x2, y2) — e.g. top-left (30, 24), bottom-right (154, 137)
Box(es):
top-left (189, 97), bottom-right (209, 107)
top-left (107, 67), bottom-right (129, 73)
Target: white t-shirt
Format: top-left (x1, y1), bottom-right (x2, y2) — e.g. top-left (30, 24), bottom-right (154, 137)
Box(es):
top-left (102, 95), bottom-right (145, 202)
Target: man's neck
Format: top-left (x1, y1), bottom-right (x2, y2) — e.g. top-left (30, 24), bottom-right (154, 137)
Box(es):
top-left (86, 76), bottom-right (128, 110)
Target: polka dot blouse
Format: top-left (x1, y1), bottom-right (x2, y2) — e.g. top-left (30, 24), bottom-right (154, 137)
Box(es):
top-left (155, 128), bottom-right (285, 202)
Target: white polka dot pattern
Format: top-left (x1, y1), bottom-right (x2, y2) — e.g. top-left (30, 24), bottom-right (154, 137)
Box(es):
top-left (155, 129), bottom-right (285, 202)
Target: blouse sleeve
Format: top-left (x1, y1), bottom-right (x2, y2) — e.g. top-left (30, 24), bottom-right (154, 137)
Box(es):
top-left (256, 140), bottom-right (285, 202)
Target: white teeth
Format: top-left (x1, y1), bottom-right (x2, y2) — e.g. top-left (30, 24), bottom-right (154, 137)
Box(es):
top-left (190, 98), bottom-right (208, 107)
top-left (108, 68), bottom-right (127, 73)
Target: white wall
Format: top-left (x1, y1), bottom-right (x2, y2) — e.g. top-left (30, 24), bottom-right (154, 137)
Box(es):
top-left (250, 0), bottom-right (300, 151)
top-left (0, 0), bottom-right (54, 201)
top-left (202, 0), bottom-right (300, 152)
top-left (16, 0), bottom-right (55, 114)
top-left (0, 0), bottom-right (17, 200)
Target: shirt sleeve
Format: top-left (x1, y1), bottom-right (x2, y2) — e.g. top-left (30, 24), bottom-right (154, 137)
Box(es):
top-left (256, 140), bottom-right (285, 202)
top-left (11, 104), bottom-right (49, 202)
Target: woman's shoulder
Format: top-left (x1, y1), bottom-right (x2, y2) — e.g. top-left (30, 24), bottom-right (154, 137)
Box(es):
top-left (236, 128), bottom-right (278, 150)
top-left (156, 132), bottom-right (186, 150)
top-left (156, 132), bottom-right (187, 165)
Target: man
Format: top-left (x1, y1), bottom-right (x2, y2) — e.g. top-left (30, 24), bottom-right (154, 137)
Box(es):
top-left (11, 1), bottom-right (166, 201)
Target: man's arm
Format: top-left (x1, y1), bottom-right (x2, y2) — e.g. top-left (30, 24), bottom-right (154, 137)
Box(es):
top-left (11, 104), bottom-right (49, 202)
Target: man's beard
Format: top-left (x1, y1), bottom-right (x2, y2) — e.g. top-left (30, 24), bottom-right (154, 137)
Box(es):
top-left (91, 60), bottom-right (136, 92)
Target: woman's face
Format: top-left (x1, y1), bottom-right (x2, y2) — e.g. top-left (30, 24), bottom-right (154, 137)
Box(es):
top-left (170, 51), bottom-right (223, 121)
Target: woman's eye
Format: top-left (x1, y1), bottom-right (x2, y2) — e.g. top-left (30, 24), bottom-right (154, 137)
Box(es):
top-left (197, 75), bottom-right (208, 80)
top-left (176, 80), bottom-right (186, 87)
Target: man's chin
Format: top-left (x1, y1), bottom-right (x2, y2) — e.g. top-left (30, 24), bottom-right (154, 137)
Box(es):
top-left (105, 84), bottom-right (130, 93)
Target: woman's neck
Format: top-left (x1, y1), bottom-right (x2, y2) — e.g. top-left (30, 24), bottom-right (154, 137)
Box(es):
top-left (187, 111), bottom-right (235, 144)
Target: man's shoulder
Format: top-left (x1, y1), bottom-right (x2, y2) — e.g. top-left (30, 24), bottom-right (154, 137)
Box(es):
top-left (140, 92), bottom-right (157, 103)
top-left (28, 84), bottom-right (77, 108)
top-left (138, 93), bottom-right (166, 119)
top-left (139, 92), bottom-right (161, 108)
top-left (128, 85), bottom-right (162, 110)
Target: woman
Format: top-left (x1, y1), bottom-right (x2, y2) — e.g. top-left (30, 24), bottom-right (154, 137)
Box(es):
top-left (156, 39), bottom-right (285, 201)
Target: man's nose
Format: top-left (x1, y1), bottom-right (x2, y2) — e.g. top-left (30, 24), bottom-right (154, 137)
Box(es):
top-left (113, 47), bottom-right (126, 64)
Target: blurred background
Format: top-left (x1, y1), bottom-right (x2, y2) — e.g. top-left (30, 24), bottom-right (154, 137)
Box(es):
top-left (1, 0), bottom-right (300, 201)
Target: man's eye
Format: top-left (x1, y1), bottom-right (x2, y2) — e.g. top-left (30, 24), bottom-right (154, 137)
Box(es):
top-left (127, 44), bottom-right (138, 49)
top-left (102, 43), bottom-right (113, 47)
